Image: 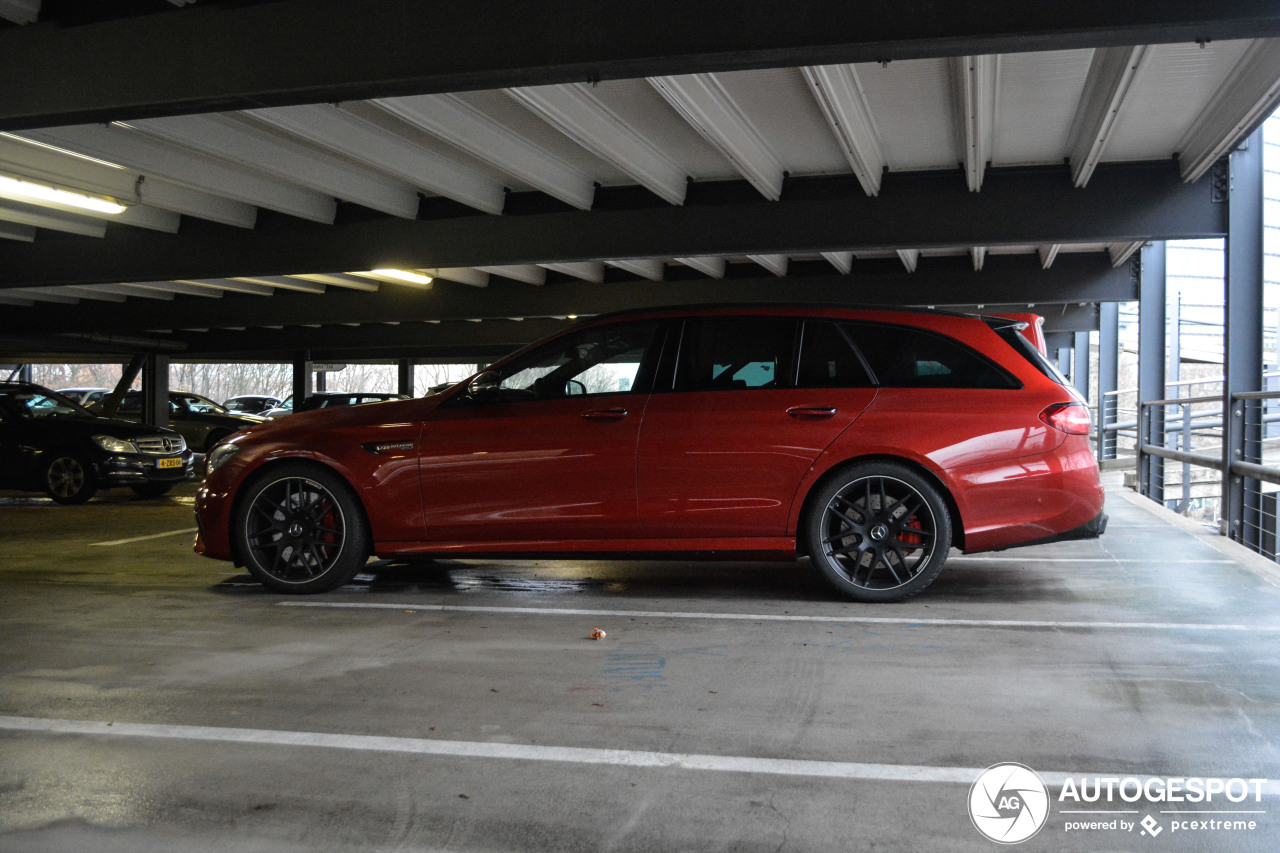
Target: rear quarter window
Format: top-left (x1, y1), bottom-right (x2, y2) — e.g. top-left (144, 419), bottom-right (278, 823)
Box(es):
top-left (845, 322), bottom-right (1020, 389)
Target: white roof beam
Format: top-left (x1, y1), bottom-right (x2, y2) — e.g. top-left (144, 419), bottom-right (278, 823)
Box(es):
top-left (248, 104), bottom-right (505, 215)
top-left (0, 0), bottom-right (39, 25)
top-left (0, 292), bottom-right (35, 306)
top-left (822, 252), bottom-right (853, 274)
top-left (0, 133), bottom-right (257, 228)
top-left (802, 65), bottom-right (886, 196)
top-left (1038, 244), bottom-right (1061, 269)
top-left (1066, 46), bottom-right (1150, 188)
top-left (347, 271), bottom-right (433, 289)
top-left (129, 114), bottom-right (421, 218)
top-left (22, 124), bottom-right (335, 223)
top-left (60, 286), bottom-right (126, 303)
top-left (949, 55), bottom-right (999, 192)
top-left (477, 265), bottom-right (547, 286)
top-left (542, 262), bottom-right (605, 283)
top-left (749, 254), bottom-right (789, 276)
top-left (676, 256), bottom-right (726, 278)
top-left (0, 200), bottom-right (106, 237)
top-left (175, 279), bottom-right (273, 296)
top-left (287, 274), bottom-right (380, 293)
top-left (6, 288), bottom-right (77, 304)
top-left (649, 74), bottom-right (784, 200)
top-left (421, 268), bottom-right (490, 288)
top-left (0, 221), bottom-right (35, 242)
top-left (78, 283), bottom-right (171, 301)
top-left (231, 277), bottom-right (326, 294)
top-left (370, 95), bottom-right (596, 210)
top-left (1176, 39), bottom-right (1280, 183)
top-left (1108, 241), bottom-right (1145, 267)
top-left (971, 246), bottom-right (987, 271)
top-left (507, 85), bottom-right (687, 206)
top-left (608, 259), bottom-right (665, 281)
top-left (897, 250), bottom-right (920, 273)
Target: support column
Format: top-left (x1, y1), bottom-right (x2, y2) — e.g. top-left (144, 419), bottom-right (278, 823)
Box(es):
top-left (1073, 330), bottom-right (1091, 400)
top-left (397, 359), bottom-right (414, 397)
top-left (141, 353), bottom-right (170, 429)
top-left (101, 354), bottom-right (147, 418)
top-left (1097, 302), bottom-right (1120, 461)
top-left (1137, 242), bottom-right (1166, 505)
top-left (1223, 129), bottom-right (1265, 547)
top-left (292, 354), bottom-right (314, 410)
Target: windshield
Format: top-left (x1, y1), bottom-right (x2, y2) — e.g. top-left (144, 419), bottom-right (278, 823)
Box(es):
top-left (0, 388), bottom-right (94, 420)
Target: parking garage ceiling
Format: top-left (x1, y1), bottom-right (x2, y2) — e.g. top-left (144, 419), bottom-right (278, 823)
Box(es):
top-left (1, 0), bottom-right (1279, 361)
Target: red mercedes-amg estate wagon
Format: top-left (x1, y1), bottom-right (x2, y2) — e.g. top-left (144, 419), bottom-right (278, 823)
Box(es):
top-left (195, 306), bottom-right (1105, 602)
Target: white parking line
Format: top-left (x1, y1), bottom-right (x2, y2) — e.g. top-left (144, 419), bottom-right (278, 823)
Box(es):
top-left (89, 527), bottom-right (198, 547)
top-left (8, 715), bottom-right (1275, 794)
top-left (948, 557), bottom-right (1232, 564)
top-left (277, 602), bottom-right (1280, 632)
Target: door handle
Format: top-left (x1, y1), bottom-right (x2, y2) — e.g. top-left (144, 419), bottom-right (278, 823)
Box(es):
top-left (786, 406), bottom-right (837, 420)
top-left (582, 408), bottom-right (629, 422)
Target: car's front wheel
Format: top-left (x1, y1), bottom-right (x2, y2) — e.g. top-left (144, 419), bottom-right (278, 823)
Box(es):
top-left (233, 463), bottom-right (369, 594)
top-left (804, 462), bottom-right (951, 602)
top-left (44, 452), bottom-right (97, 504)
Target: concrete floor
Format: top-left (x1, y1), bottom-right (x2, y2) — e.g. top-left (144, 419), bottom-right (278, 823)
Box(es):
top-left (0, 479), bottom-right (1278, 852)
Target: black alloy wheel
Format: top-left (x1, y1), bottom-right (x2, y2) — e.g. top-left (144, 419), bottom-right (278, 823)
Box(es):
top-left (805, 462), bottom-right (951, 602)
top-left (234, 464), bottom-right (369, 594)
top-left (44, 452), bottom-right (97, 504)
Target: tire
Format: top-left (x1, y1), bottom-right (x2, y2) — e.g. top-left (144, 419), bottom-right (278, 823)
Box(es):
top-left (804, 462), bottom-right (952, 603)
top-left (130, 482), bottom-right (174, 499)
top-left (233, 463), bottom-right (369, 594)
top-left (44, 452), bottom-right (97, 505)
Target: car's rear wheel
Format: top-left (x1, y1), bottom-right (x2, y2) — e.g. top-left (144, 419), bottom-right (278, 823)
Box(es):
top-left (804, 462), bottom-right (951, 602)
top-left (44, 452), bottom-right (96, 504)
top-left (234, 463), bottom-right (369, 594)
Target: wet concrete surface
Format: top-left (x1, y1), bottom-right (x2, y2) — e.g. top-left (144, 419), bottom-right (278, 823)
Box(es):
top-left (1, 480), bottom-right (1279, 851)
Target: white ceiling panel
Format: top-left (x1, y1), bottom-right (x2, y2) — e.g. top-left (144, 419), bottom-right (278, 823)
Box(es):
top-left (853, 59), bottom-right (957, 172)
top-left (1102, 40), bottom-right (1252, 162)
top-left (993, 49), bottom-right (1093, 166)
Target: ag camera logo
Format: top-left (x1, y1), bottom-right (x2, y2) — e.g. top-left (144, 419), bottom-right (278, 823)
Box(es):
top-left (969, 763), bottom-right (1051, 844)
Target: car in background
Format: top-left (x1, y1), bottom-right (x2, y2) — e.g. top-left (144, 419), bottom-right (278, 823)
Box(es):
top-left (261, 395), bottom-right (294, 419)
top-left (195, 306), bottom-right (1106, 602)
top-left (103, 391), bottom-right (267, 453)
top-left (0, 382), bottom-right (193, 503)
top-left (55, 387), bottom-right (112, 407)
top-left (294, 392), bottom-right (409, 413)
top-left (223, 395), bottom-right (283, 415)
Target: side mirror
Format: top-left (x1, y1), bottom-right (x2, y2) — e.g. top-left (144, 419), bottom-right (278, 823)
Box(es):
top-left (467, 370), bottom-right (502, 401)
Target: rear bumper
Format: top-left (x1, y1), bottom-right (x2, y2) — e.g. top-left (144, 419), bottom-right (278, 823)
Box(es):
top-left (991, 510), bottom-right (1108, 551)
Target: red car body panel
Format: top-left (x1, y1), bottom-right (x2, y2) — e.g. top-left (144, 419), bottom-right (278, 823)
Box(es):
top-left (195, 307), bottom-right (1105, 569)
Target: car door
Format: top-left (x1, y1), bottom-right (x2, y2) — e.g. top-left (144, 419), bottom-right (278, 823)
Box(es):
top-left (637, 317), bottom-right (877, 539)
top-left (0, 403), bottom-right (32, 488)
top-left (417, 320), bottom-right (664, 544)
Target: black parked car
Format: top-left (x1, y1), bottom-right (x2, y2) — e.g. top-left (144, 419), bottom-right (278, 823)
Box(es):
top-left (0, 382), bottom-right (193, 504)
top-left (222, 394), bottom-right (283, 415)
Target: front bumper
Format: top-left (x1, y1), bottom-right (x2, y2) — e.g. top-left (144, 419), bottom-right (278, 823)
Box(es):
top-left (94, 451), bottom-right (195, 488)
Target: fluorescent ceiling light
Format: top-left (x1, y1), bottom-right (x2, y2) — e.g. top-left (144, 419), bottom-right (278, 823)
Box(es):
top-left (368, 269), bottom-right (433, 285)
top-left (0, 174), bottom-right (127, 214)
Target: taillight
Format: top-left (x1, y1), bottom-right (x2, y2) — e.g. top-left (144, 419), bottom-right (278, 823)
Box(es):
top-left (1040, 402), bottom-right (1091, 435)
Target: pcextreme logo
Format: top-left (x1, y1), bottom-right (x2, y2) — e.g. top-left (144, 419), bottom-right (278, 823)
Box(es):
top-left (968, 763), bottom-right (1270, 844)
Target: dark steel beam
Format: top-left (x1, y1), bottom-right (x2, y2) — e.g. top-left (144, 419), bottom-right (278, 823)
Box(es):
top-left (4, 0), bottom-right (1278, 131)
top-left (0, 164), bottom-right (1223, 290)
top-left (1138, 242), bottom-right (1167, 504)
top-left (1, 253), bottom-right (1134, 339)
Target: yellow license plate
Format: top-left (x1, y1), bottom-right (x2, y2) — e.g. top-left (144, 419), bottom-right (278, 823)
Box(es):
top-left (156, 457), bottom-right (183, 469)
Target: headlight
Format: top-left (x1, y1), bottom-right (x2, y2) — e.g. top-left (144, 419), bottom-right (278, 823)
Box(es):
top-left (93, 434), bottom-right (137, 454)
top-left (206, 442), bottom-right (241, 473)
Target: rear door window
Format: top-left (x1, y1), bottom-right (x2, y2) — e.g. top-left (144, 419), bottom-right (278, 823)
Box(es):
top-left (845, 322), bottom-right (1019, 389)
top-left (674, 317), bottom-right (798, 392)
top-left (797, 322), bottom-right (873, 388)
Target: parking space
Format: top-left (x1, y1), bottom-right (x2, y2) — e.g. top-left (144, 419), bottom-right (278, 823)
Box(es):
top-left (1, 481), bottom-right (1279, 851)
